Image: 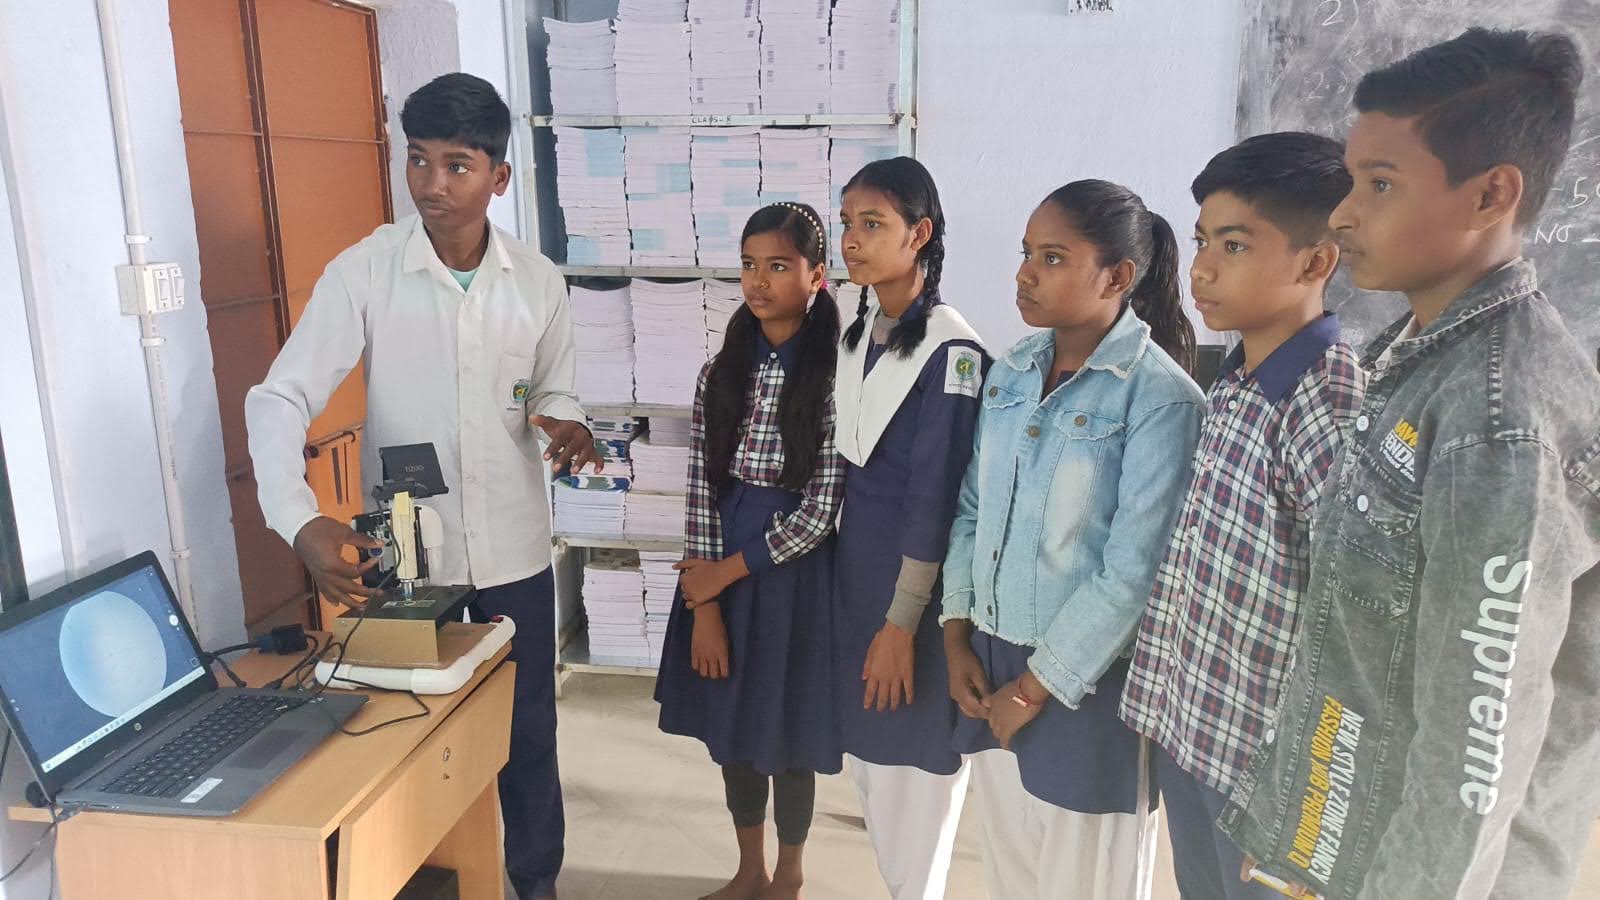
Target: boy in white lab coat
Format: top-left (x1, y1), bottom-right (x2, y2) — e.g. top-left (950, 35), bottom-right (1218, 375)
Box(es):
top-left (246, 73), bottom-right (596, 900)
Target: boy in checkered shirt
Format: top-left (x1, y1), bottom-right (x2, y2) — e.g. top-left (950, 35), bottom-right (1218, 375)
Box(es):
top-left (1119, 132), bottom-right (1367, 900)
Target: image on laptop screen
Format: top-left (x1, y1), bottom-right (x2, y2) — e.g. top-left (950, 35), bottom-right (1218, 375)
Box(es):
top-left (0, 562), bottom-right (204, 773)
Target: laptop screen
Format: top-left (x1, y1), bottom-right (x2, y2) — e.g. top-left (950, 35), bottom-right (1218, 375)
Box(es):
top-left (0, 560), bottom-right (205, 775)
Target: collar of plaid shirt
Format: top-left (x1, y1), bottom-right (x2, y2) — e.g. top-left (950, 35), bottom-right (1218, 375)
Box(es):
top-left (754, 326), bottom-right (800, 373)
top-left (1217, 312), bottom-right (1343, 403)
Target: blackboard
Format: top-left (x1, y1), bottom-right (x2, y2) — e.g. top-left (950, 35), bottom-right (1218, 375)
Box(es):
top-left (1238, 0), bottom-right (1600, 358)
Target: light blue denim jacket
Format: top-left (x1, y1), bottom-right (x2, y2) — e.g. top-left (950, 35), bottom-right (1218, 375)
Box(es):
top-left (941, 309), bottom-right (1205, 706)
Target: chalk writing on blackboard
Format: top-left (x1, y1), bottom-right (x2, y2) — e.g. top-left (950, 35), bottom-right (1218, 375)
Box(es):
top-left (1238, 0), bottom-right (1600, 355)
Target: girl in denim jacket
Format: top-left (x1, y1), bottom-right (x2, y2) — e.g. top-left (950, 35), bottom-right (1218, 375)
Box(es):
top-left (941, 180), bottom-right (1205, 900)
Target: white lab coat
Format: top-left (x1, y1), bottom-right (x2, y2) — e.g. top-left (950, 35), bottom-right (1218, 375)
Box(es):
top-left (245, 215), bottom-right (585, 589)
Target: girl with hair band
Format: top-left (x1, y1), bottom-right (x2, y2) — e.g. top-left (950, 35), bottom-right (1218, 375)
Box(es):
top-left (655, 202), bottom-right (844, 900)
top-left (831, 157), bottom-right (989, 900)
top-left (941, 180), bottom-right (1203, 899)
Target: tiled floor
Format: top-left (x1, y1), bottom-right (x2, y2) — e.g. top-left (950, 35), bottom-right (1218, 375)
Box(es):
top-left (549, 672), bottom-right (1600, 899)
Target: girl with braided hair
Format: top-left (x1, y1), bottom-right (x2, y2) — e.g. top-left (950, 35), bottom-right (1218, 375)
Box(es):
top-left (656, 202), bottom-right (843, 900)
top-left (830, 157), bottom-right (989, 900)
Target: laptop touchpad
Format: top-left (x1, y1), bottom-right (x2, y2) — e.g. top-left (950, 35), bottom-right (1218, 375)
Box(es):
top-left (230, 729), bottom-right (300, 769)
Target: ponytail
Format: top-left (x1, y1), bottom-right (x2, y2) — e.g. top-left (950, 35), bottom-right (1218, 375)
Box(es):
top-left (840, 156), bottom-right (947, 358)
top-left (883, 231), bottom-right (940, 358)
top-left (777, 287), bottom-right (841, 490)
top-left (703, 303), bottom-right (759, 484)
top-left (1128, 214), bottom-right (1195, 372)
top-left (1042, 179), bottom-right (1197, 373)
top-left (843, 285), bottom-right (870, 351)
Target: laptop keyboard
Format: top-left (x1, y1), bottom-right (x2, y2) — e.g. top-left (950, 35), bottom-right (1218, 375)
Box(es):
top-left (104, 694), bottom-right (295, 799)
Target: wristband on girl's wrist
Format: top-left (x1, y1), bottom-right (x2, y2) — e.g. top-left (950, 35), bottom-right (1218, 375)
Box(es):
top-left (1012, 677), bottom-right (1048, 708)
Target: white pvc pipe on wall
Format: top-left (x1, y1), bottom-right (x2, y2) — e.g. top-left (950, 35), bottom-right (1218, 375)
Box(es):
top-left (93, 0), bottom-right (199, 629)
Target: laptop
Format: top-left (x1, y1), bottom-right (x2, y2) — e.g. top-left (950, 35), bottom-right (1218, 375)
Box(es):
top-left (0, 551), bottom-right (365, 816)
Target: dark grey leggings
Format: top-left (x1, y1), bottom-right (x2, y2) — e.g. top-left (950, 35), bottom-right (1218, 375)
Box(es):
top-left (721, 764), bottom-right (815, 846)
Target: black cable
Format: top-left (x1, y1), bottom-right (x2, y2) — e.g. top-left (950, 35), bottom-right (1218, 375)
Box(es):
top-left (0, 731), bottom-right (80, 890)
top-left (281, 569), bottom-right (396, 715)
top-left (203, 651), bottom-right (247, 688)
top-left (207, 642), bottom-right (257, 657)
top-left (265, 633), bottom-right (327, 691)
top-left (0, 818), bottom-right (55, 883)
top-left (329, 676), bottom-right (431, 737)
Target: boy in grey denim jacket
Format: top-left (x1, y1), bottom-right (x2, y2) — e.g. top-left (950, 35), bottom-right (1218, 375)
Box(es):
top-left (1219, 28), bottom-right (1600, 900)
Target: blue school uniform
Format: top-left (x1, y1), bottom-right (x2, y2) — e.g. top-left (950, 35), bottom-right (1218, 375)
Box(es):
top-left (656, 330), bottom-right (846, 775)
top-left (831, 294), bottom-right (989, 775)
top-left (943, 313), bottom-right (1205, 812)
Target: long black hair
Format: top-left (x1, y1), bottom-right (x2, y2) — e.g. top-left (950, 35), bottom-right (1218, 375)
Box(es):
top-left (1041, 180), bottom-right (1196, 372)
top-left (840, 157), bottom-right (946, 358)
top-left (702, 203), bottom-right (842, 492)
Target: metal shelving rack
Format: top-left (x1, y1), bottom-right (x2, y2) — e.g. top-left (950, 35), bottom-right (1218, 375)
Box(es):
top-left (524, 0), bottom-right (920, 686)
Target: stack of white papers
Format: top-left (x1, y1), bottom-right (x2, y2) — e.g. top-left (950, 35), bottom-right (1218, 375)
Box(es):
top-left (690, 17), bottom-right (761, 115)
top-left (615, 19), bottom-right (691, 116)
top-left (624, 128), bottom-right (697, 266)
top-left (631, 434), bottom-right (693, 493)
top-left (570, 285), bottom-right (635, 404)
top-left (619, 0), bottom-right (689, 21)
top-left (555, 127), bottom-right (631, 265)
top-left (591, 436), bottom-right (637, 482)
top-left (632, 280), bottom-right (706, 405)
top-left (691, 128), bottom-right (763, 267)
top-left (828, 0), bottom-right (901, 114)
top-left (760, 127), bottom-right (832, 225)
top-left (703, 278), bottom-right (745, 351)
top-left (648, 415), bottom-right (694, 447)
top-left (627, 491), bottom-right (689, 538)
top-left (760, 0), bottom-right (831, 114)
top-left (828, 126), bottom-right (899, 267)
top-left (545, 18), bottom-right (618, 115)
top-left (553, 480), bottom-right (628, 534)
top-left (688, 0), bottom-right (757, 23)
top-left (583, 549), bottom-right (650, 662)
top-left (640, 549), bottom-right (680, 658)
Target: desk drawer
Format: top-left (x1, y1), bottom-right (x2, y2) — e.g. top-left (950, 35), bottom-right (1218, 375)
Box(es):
top-left (335, 663), bottom-right (516, 900)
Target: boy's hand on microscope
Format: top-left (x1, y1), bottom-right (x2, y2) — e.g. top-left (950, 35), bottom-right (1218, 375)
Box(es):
top-left (294, 516), bottom-right (383, 609)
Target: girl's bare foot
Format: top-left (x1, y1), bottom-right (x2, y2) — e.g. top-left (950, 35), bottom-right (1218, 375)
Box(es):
top-left (699, 869), bottom-right (771, 900)
top-left (754, 875), bottom-right (803, 900)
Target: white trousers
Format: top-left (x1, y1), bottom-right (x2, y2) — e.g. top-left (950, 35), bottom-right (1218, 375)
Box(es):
top-left (847, 754), bottom-right (972, 900)
top-left (969, 749), bottom-right (1159, 900)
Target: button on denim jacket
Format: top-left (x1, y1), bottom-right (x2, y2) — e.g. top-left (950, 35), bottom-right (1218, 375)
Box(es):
top-left (1218, 260), bottom-right (1600, 900)
top-left (941, 309), bottom-right (1205, 706)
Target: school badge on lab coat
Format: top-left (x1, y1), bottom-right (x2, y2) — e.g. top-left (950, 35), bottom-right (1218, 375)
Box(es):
top-left (511, 379), bottom-right (532, 405)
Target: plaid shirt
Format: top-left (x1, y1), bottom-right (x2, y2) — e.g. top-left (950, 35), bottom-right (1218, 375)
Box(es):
top-left (1120, 315), bottom-right (1366, 792)
top-left (684, 331), bottom-right (844, 570)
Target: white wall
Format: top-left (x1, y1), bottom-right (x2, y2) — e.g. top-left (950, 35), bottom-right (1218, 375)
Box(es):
top-left (0, 76), bottom-right (61, 900)
top-left (0, 111), bottom-right (64, 595)
top-left (369, 0), bottom-right (527, 236)
top-left (917, 0), bottom-right (1241, 352)
top-left (0, 0), bottom-right (252, 894)
top-left (0, 0), bottom-right (246, 645)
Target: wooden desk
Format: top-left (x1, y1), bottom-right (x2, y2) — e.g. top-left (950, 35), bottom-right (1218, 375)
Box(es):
top-left (9, 638), bottom-right (515, 900)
